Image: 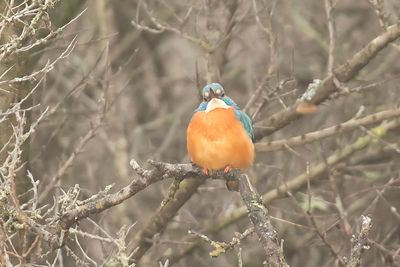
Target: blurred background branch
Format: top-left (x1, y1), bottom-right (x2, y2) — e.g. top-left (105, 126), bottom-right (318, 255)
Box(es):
top-left (1, 0), bottom-right (400, 266)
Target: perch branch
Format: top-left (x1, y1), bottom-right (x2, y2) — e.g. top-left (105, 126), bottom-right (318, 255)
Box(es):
top-left (58, 161), bottom-right (214, 230)
top-left (58, 159), bottom-right (290, 265)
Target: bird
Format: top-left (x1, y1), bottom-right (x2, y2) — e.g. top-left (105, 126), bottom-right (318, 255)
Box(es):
top-left (187, 82), bottom-right (254, 181)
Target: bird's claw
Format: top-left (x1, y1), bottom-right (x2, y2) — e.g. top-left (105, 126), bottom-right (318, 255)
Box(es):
top-left (223, 165), bottom-right (232, 173)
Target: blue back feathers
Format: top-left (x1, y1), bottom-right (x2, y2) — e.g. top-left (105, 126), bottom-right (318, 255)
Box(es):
top-left (234, 108), bottom-right (254, 141)
top-left (193, 83), bottom-right (254, 141)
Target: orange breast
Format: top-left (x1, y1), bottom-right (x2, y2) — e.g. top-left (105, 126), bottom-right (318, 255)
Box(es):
top-left (187, 108), bottom-right (254, 171)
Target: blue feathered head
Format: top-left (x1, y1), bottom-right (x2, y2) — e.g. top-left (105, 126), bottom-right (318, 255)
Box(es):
top-left (202, 82), bottom-right (225, 101)
top-left (194, 82), bottom-right (254, 140)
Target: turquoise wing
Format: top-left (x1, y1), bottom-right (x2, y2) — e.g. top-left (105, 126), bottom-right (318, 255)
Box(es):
top-left (222, 96), bottom-right (254, 140)
top-left (234, 109), bottom-right (254, 141)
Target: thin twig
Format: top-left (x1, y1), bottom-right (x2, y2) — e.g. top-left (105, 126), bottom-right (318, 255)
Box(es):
top-left (256, 108), bottom-right (400, 152)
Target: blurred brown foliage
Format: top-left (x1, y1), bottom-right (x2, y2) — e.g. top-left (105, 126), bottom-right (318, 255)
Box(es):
top-left (1, 0), bottom-right (400, 266)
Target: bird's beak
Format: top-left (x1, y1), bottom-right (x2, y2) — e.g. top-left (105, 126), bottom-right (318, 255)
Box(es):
top-left (209, 88), bottom-right (217, 98)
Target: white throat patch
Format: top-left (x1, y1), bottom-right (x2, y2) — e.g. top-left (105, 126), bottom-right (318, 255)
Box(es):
top-left (205, 98), bottom-right (230, 113)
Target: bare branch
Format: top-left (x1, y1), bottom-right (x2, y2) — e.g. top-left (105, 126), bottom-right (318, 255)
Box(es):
top-left (256, 108), bottom-right (400, 152)
top-left (58, 161), bottom-right (290, 265)
top-left (346, 215), bottom-right (372, 267)
top-left (237, 174), bottom-right (288, 266)
top-left (254, 23), bottom-right (400, 140)
top-left (324, 0), bottom-right (336, 75)
top-left (188, 227), bottom-right (254, 257)
top-left (58, 161), bottom-right (224, 230)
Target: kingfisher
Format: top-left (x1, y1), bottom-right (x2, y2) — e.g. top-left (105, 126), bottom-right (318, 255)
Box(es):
top-left (187, 82), bottom-right (254, 179)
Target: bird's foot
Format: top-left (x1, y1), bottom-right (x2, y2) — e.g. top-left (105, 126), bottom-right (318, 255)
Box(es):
top-left (223, 166), bottom-right (238, 191)
top-left (226, 179), bottom-right (239, 191)
top-left (202, 168), bottom-right (209, 176)
top-left (223, 165), bottom-right (232, 173)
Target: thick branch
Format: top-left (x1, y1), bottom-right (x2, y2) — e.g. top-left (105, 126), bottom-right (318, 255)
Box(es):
top-left (58, 161), bottom-right (230, 230)
top-left (58, 160), bottom-right (290, 265)
top-left (254, 23), bottom-right (400, 140)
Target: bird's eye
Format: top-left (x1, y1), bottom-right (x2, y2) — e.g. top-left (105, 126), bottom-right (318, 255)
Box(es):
top-left (215, 89), bottom-right (221, 95)
top-left (221, 92), bottom-right (225, 97)
top-left (204, 91), bottom-right (210, 100)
